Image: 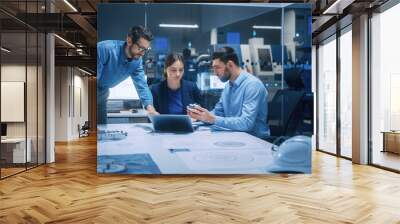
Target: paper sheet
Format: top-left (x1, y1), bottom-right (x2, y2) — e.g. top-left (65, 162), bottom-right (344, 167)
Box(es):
top-left (175, 150), bottom-right (273, 171)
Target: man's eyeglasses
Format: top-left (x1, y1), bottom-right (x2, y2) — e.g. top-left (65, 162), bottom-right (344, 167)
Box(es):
top-left (135, 42), bottom-right (151, 53)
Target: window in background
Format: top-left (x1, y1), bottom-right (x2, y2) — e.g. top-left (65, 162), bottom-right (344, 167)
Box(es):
top-left (339, 27), bottom-right (352, 158)
top-left (317, 35), bottom-right (337, 154)
top-left (370, 3), bottom-right (400, 171)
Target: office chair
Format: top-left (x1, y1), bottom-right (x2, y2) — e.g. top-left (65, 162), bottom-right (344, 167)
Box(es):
top-left (265, 90), bottom-right (305, 144)
top-left (264, 68), bottom-right (306, 144)
top-left (79, 121), bottom-right (90, 138)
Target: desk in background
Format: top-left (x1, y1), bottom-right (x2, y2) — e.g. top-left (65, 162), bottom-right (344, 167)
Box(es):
top-left (382, 131), bottom-right (400, 154)
top-left (1, 138), bottom-right (32, 165)
top-left (107, 109), bottom-right (149, 124)
top-left (97, 123), bottom-right (275, 174)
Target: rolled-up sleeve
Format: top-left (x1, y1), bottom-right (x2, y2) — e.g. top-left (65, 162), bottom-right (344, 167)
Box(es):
top-left (212, 82), bottom-right (265, 132)
top-left (130, 59), bottom-right (153, 108)
top-left (97, 43), bottom-right (108, 82)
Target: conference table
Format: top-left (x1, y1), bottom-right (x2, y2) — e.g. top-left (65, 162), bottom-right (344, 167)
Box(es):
top-left (97, 123), bottom-right (278, 174)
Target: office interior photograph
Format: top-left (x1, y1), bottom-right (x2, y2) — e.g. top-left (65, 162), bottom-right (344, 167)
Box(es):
top-left (0, 0), bottom-right (400, 223)
top-left (96, 3), bottom-right (313, 174)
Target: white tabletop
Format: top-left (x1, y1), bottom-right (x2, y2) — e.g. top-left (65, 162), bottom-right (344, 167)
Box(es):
top-left (1, 138), bottom-right (28, 143)
top-left (97, 123), bottom-right (276, 174)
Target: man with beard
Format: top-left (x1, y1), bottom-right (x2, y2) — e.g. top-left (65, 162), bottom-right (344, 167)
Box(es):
top-left (97, 26), bottom-right (158, 124)
top-left (187, 47), bottom-right (270, 139)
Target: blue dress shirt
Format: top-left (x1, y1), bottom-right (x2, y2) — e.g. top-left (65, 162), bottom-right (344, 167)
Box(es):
top-left (97, 40), bottom-right (153, 108)
top-left (211, 71), bottom-right (270, 138)
top-left (167, 88), bottom-right (184, 114)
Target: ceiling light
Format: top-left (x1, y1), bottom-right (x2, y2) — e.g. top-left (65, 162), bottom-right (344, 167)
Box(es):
top-left (1, 47), bottom-right (11, 53)
top-left (323, 0), bottom-right (341, 14)
top-left (78, 67), bottom-right (92, 76)
top-left (63, 0), bottom-right (78, 12)
top-left (252, 25), bottom-right (281, 30)
top-left (54, 34), bottom-right (75, 48)
top-left (159, 24), bottom-right (199, 29)
top-left (322, 0), bottom-right (354, 15)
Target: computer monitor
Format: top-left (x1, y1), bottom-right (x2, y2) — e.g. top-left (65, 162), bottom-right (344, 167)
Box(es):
top-left (258, 48), bottom-right (273, 73)
top-left (250, 45), bottom-right (274, 77)
top-left (1, 123), bottom-right (7, 137)
top-left (108, 77), bottom-right (140, 100)
top-left (209, 75), bottom-right (226, 89)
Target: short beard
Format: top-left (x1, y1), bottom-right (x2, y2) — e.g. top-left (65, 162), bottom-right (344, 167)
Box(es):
top-left (126, 45), bottom-right (139, 62)
top-left (218, 70), bottom-right (231, 83)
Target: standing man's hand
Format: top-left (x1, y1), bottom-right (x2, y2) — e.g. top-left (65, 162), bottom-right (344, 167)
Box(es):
top-left (187, 105), bottom-right (215, 124)
top-left (146, 105), bottom-right (159, 115)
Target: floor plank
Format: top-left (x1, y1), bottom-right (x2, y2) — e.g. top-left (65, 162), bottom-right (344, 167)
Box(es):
top-left (1, 135), bottom-right (400, 224)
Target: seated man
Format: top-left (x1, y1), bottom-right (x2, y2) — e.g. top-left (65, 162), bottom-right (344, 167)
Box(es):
top-left (187, 47), bottom-right (270, 139)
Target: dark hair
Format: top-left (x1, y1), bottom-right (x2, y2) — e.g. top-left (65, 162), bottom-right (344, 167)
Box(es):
top-left (164, 53), bottom-right (184, 79)
top-left (211, 46), bottom-right (239, 66)
top-left (127, 26), bottom-right (154, 43)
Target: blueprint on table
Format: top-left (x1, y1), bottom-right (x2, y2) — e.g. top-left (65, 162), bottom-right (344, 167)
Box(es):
top-left (97, 153), bottom-right (161, 174)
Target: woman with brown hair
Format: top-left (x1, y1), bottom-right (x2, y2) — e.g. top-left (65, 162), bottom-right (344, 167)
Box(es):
top-left (150, 53), bottom-right (202, 114)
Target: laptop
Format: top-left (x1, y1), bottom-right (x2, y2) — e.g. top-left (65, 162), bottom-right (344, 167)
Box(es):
top-left (150, 115), bottom-right (194, 133)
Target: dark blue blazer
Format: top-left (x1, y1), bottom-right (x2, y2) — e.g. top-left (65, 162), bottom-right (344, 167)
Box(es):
top-left (150, 80), bottom-right (203, 114)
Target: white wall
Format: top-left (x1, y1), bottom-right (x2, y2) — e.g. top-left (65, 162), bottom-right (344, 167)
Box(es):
top-left (1, 65), bottom-right (42, 138)
top-left (1, 63), bottom-right (46, 164)
top-left (55, 66), bottom-right (69, 141)
top-left (55, 67), bottom-right (89, 141)
top-left (72, 72), bottom-right (89, 138)
top-left (1, 65), bottom-right (26, 138)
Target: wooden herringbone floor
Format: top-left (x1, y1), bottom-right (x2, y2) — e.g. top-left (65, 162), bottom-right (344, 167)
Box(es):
top-left (1, 135), bottom-right (400, 224)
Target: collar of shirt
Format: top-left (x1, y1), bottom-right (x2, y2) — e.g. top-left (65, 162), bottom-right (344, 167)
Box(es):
top-left (168, 87), bottom-right (181, 94)
top-left (229, 70), bottom-right (247, 88)
top-left (120, 42), bottom-right (129, 63)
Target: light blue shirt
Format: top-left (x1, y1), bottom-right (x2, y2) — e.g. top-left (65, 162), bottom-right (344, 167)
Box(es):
top-left (211, 71), bottom-right (270, 139)
top-left (97, 40), bottom-right (153, 108)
